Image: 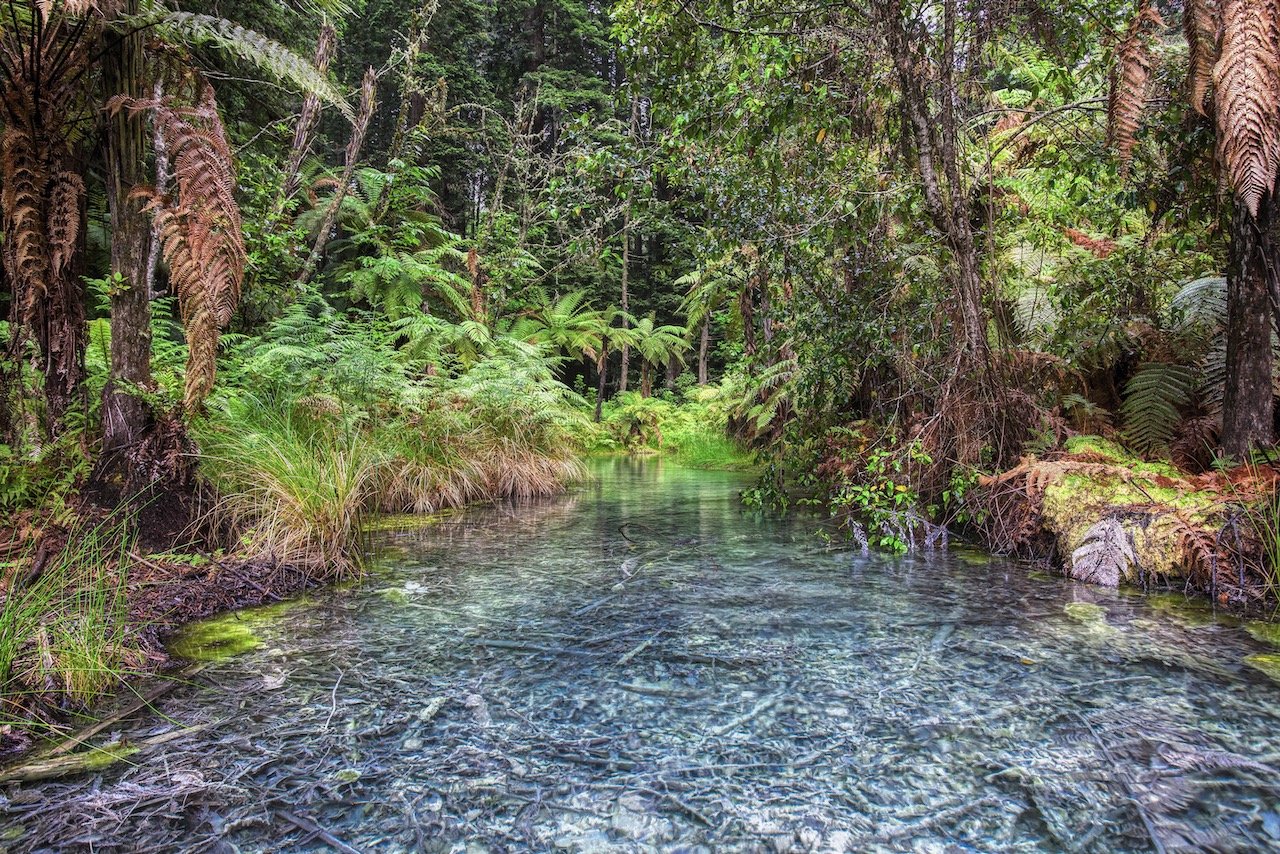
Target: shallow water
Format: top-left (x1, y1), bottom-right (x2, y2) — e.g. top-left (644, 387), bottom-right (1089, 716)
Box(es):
top-left (6, 459), bottom-right (1280, 852)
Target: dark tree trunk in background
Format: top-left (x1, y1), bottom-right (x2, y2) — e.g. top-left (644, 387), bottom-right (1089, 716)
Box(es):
top-left (1222, 197), bottom-right (1277, 458)
top-left (698, 320), bottom-right (709, 385)
top-left (619, 219), bottom-right (631, 393)
top-left (99, 0), bottom-right (155, 480)
top-left (665, 354), bottom-right (678, 391)
top-left (594, 347), bottom-right (609, 422)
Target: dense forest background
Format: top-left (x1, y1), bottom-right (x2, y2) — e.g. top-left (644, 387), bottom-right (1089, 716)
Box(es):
top-left (4, 0), bottom-right (1280, 579)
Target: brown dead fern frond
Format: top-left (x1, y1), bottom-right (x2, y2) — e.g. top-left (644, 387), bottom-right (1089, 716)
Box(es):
top-left (46, 171), bottom-right (84, 277)
top-left (1107, 2), bottom-right (1165, 170)
top-left (1169, 510), bottom-right (1220, 582)
top-left (1213, 0), bottom-right (1280, 216)
top-left (130, 75), bottom-right (244, 413)
top-left (1186, 0), bottom-right (1222, 114)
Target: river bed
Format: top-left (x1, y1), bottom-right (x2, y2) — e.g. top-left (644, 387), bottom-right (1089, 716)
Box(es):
top-left (4, 459), bottom-right (1280, 852)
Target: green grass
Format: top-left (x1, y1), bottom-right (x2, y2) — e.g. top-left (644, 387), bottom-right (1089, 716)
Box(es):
top-left (0, 515), bottom-right (138, 729)
top-left (197, 358), bottom-right (590, 576)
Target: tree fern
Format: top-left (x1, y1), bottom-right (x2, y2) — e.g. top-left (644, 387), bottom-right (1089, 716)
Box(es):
top-left (1170, 275), bottom-right (1228, 332)
top-left (141, 11), bottom-right (354, 120)
top-left (1121, 362), bottom-right (1197, 454)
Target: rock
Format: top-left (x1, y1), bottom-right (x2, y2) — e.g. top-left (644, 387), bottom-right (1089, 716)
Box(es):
top-left (402, 737), bottom-right (424, 751)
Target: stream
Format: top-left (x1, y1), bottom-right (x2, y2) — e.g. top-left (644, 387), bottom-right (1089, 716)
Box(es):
top-left (5, 459), bottom-right (1280, 852)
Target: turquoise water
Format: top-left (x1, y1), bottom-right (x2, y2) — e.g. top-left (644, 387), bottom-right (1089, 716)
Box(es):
top-left (5, 459), bottom-right (1280, 851)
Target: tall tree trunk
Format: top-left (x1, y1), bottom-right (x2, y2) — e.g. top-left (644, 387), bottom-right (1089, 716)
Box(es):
top-left (594, 346), bottom-right (609, 422)
top-left (277, 24), bottom-right (337, 212)
top-left (618, 216), bottom-right (631, 393)
top-left (1223, 197), bottom-right (1277, 457)
top-left (883, 0), bottom-right (987, 371)
top-left (641, 361), bottom-right (651, 398)
top-left (100, 0), bottom-right (154, 472)
top-left (297, 69), bottom-right (378, 287)
top-left (665, 354), bottom-right (678, 391)
top-left (698, 320), bottom-right (709, 385)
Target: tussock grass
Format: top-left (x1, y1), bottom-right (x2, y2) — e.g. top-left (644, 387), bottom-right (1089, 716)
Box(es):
top-left (1, 516), bottom-right (139, 729)
top-left (197, 370), bottom-right (589, 576)
top-left (198, 409), bottom-right (382, 579)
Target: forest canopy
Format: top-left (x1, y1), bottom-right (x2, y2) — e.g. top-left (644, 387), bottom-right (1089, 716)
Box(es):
top-left (2, 0), bottom-right (1280, 586)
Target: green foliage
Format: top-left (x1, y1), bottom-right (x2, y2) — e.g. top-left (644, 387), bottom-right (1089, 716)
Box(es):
top-left (596, 387), bottom-right (754, 470)
top-left (1, 516), bottom-right (137, 726)
top-left (821, 433), bottom-right (935, 553)
top-left (1121, 363), bottom-right (1197, 455)
top-left (146, 11), bottom-right (353, 118)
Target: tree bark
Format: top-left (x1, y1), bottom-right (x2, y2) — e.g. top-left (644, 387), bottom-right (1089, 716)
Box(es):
top-left (594, 346), bottom-right (608, 422)
top-left (1222, 197), bottom-right (1277, 458)
top-left (882, 0), bottom-right (987, 370)
top-left (618, 215), bottom-right (631, 393)
top-left (100, 0), bottom-right (155, 471)
top-left (698, 320), bottom-right (709, 385)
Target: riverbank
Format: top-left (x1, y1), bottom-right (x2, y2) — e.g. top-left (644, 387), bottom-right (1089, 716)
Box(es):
top-left (974, 436), bottom-right (1280, 609)
top-left (5, 460), bottom-right (1280, 851)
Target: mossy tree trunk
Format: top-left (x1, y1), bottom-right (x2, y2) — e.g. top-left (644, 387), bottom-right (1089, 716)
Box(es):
top-left (99, 0), bottom-right (156, 481)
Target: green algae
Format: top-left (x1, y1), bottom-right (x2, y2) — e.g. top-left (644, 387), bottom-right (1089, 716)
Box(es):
top-left (1245, 653), bottom-right (1280, 682)
top-left (378, 587), bottom-right (410, 605)
top-left (1149, 593), bottom-right (1219, 628)
top-left (168, 600), bottom-right (303, 662)
top-left (364, 511), bottom-right (456, 533)
top-left (81, 742), bottom-right (140, 770)
top-left (1064, 602), bottom-right (1107, 623)
top-left (953, 548), bottom-right (992, 566)
top-left (1246, 620), bottom-right (1280, 647)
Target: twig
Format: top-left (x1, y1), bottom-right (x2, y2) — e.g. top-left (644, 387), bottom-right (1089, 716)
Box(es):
top-left (277, 809), bottom-right (364, 854)
top-left (706, 696), bottom-right (778, 738)
top-left (1073, 711), bottom-right (1167, 854)
top-left (616, 636), bottom-right (656, 666)
top-left (324, 669), bottom-right (344, 731)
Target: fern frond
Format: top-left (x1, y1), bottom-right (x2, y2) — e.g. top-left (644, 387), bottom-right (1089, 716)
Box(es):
top-left (1121, 362), bottom-right (1197, 454)
top-left (1170, 275), bottom-right (1227, 331)
top-left (1213, 0), bottom-right (1280, 216)
top-left (1107, 2), bottom-right (1164, 170)
top-left (1071, 518), bottom-right (1136, 586)
top-left (1185, 0), bottom-right (1221, 114)
top-left (146, 11), bottom-right (354, 121)
top-left (46, 170), bottom-right (84, 277)
top-left (133, 75), bottom-right (244, 412)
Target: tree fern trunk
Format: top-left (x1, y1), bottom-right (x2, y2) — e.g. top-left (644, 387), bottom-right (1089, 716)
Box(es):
top-left (594, 347), bottom-right (608, 422)
top-left (99, 0), bottom-right (155, 479)
top-left (1223, 196), bottom-right (1277, 457)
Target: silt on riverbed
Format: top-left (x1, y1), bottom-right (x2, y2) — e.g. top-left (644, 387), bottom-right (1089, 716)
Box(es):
top-left (4, 459), bottom-right (1280, 851)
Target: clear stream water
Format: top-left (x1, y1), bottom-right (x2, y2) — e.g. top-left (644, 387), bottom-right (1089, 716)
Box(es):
top-left (5, 459), bottom-right (1280, 852)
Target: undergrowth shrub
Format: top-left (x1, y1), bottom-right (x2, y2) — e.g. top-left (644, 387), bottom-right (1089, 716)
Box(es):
top-left (198, 303), bottom-right (592, 574)
top-left (0, 516), bottom-right (139, 730)
top-left (597, 386), bottom-right (754, 470)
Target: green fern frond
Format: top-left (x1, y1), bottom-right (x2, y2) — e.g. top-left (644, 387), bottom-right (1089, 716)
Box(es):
top-left (1121, 362), bottom-right (1196, 455)
top-left (1170, 275), bottom-right (1227, 332)
top-left (145, 12), bottom-right (354, 121)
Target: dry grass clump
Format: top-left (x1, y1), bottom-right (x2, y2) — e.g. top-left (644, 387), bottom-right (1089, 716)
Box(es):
top-left (198, 410), bottom-right (381, 579)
